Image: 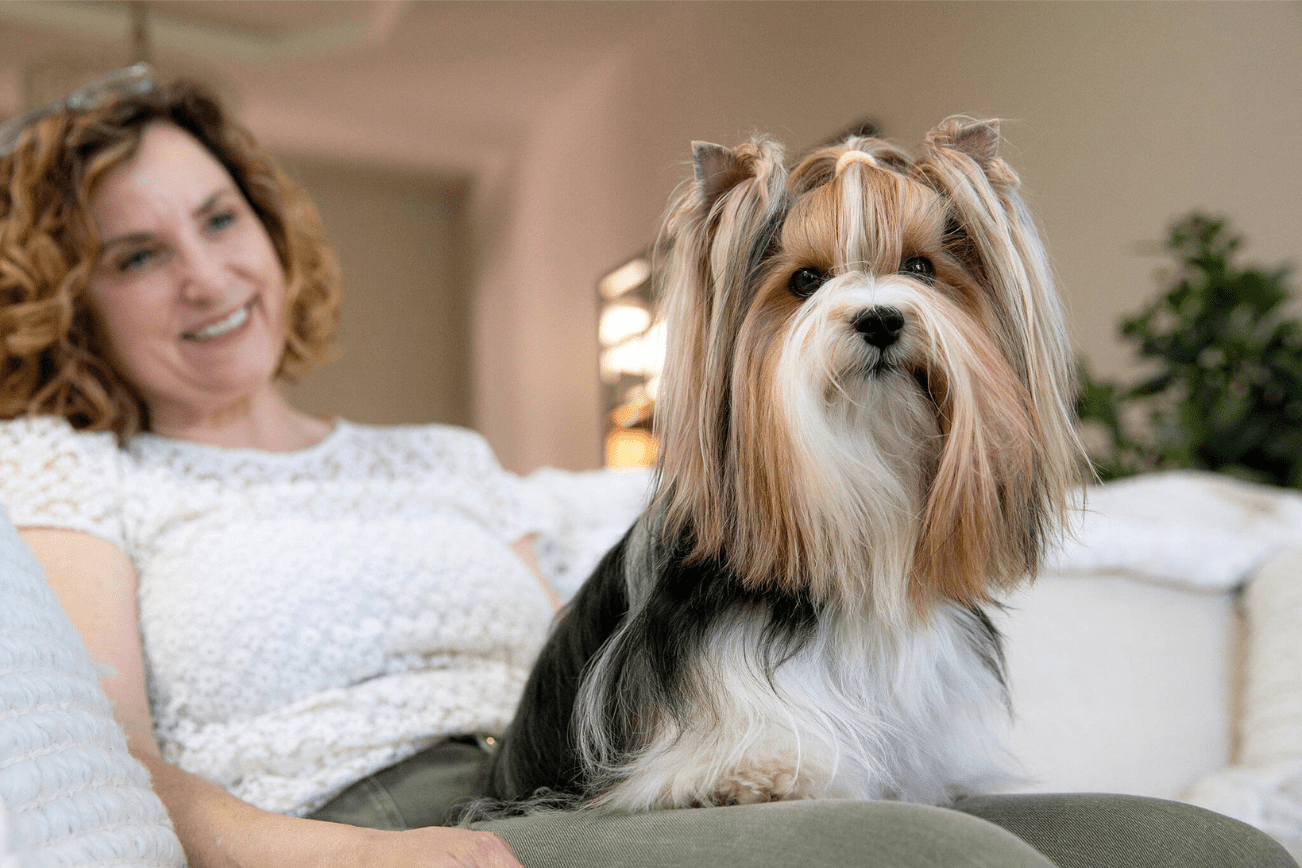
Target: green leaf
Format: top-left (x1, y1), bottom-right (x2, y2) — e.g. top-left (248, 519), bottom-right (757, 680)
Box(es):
top-left (1080, 211), bottom-right (1302, 489)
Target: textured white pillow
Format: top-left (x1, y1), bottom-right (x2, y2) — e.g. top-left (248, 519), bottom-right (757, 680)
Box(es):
top-left (1, 800), bottom-right (31, 868)
top-left (1185, 547), bottom-right (1302, 858)
top-left (1050, 471), bottom-right (1302, 592)
top-left (0, 507), bottom-right (184, 867)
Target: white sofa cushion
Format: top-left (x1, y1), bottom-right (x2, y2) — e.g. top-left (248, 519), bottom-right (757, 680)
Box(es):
top-left (1000, 572), bottom-right (1235, 798)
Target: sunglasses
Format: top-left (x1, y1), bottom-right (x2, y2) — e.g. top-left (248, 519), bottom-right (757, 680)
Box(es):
top-left (0, 63), bottom-right (156, 158)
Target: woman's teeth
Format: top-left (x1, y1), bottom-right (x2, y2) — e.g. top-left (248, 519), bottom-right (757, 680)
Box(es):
top-left (185, 304), bottom-right (249, 341)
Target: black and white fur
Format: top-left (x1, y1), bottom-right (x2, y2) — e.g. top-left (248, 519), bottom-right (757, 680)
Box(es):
top-left (487, 118), bottom-right (1083, 812)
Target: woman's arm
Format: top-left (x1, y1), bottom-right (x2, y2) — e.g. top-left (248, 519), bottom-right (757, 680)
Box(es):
top-left (20, 528), bottom-right (522, 868)
top-left (512, 534), bottom-right (561, 613)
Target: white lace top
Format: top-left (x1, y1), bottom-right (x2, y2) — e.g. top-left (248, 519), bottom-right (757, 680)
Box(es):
top-left (0, 415), bottom-right (556, 817)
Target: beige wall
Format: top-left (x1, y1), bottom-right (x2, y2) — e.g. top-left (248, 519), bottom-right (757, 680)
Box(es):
top-left (279, 157), bottom-right (474, 428)
top-left (476, 1), bottom-right (1301, 472)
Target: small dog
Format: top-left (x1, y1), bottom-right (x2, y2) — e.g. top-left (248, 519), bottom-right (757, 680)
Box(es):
top-left (488, 117), bottom-right (1084, 812)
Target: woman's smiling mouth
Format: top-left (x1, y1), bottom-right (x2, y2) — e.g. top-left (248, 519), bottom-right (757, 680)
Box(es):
top-left (183, 301), bottom-right (253, 342)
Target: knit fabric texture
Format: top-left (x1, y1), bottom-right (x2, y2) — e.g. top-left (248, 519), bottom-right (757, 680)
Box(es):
top-left (0, 504), bottom-right (184, 867)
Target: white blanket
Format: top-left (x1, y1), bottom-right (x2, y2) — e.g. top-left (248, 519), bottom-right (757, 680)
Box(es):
top-left (1051, 470), bottom-right (1302, 593)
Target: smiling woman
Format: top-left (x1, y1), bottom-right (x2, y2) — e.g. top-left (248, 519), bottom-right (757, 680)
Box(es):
top-left (0, 70), bottom-right (550, 868)
top-left (0, 72), bottom-right (340, 444)
top-left (83, 122), bottom-right (315, 446)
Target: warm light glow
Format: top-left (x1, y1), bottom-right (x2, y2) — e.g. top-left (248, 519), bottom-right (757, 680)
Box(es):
top-left (599, 321), bottom-right (666, 383)
top-left (598, 257), bottom-right (652, 299)
top-left (611, 390), bottom-right (653, 428)
top-left (597, 253), bottom-right (661, 469)
top-left (599, 304), bottom-right (652, 347)
top-left (605, 427), bottom-right (657, 468)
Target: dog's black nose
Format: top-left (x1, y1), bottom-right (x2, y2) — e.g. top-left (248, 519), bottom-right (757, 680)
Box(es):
top-left (854, 306), bottom-right (905, 348)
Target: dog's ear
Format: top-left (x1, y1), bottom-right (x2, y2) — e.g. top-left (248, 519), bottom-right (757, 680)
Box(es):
top-left (915, 118), bottom-right (1026, 224)
top-left (693, 142), bottom-right (750, 208)
top-left (934, 119), bottom-right (1001, 169)
top-left (914, 117), bottom-right (1085, 578)
top-left (690, 140), bottom-right (785, 214)
top-left (925, 119), bottom-right (1029, 192)
top-left (654, 138), bottom-right (788, 563)
top-left (914, 118), bottom-right (1045, 346)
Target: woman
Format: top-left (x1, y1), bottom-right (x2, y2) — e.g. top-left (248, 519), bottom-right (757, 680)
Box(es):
top-left (0, 65), bottom-right (547, 867)
top-left (0, 67), bottom-right (1292, 868)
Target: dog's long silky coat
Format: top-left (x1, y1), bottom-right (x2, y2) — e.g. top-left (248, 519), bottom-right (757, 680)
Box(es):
top-left (488, 118), bottom-right (1083, 812)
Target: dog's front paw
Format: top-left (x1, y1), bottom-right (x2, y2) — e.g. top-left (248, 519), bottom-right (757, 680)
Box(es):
top-left (707, 764), bottom-right (807, 806)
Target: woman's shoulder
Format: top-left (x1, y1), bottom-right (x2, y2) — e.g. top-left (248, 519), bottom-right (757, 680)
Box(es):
top-left (0, 415), bottom-right (121, 466)
top-left (0, 416), bottom-right (126, 542)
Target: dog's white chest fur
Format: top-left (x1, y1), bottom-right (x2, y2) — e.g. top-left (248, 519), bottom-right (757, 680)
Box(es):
top-left (592, 605), bottom-right (1015, 812)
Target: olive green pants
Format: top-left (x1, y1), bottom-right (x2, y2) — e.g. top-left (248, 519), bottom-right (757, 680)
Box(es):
top-left (309, 739), bottom-right (1298, 868)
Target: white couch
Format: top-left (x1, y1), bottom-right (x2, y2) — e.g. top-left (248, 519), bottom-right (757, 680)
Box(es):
top-left (3, 470), bottom-right (1301, 864)
top-left (1002, 472), bottom-right (1302, 860)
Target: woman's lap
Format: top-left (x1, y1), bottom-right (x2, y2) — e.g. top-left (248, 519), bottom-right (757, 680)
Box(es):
top-left (480, 800), bottom-right (1051, 868)
top-left (309, 741), bottom-right (1299, 868)
top-left (480, 795), bottom-right (1297, 868)
top-left (309, 737), bottom-right (490, 830)
top-left (954, 792), bottom-right (1298, 868)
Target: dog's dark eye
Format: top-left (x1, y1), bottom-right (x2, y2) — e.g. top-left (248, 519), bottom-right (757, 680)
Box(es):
top-left (901, 256), bottom-right (935, 282)
top-left (788, 268), bottom-right (826, 298)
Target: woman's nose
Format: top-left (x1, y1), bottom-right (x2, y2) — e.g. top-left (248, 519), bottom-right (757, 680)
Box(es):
top-left (177, 247), bottom-right (231, 307)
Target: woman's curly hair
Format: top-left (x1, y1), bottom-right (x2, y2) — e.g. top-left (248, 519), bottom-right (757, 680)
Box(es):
top-left (0, 78), bottom-right (341, 440)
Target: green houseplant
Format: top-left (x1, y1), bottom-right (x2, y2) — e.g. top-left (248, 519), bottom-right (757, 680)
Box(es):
top-left (1077, 213), bottom-right (1302, 488)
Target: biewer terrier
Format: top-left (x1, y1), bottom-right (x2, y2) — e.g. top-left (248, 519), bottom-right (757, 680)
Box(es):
top-left (488, 117), bottom-right (1083, 812)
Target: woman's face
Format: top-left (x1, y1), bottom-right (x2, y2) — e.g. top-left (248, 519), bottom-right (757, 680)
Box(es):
top-left (85, 122), bottom-right (288, 427)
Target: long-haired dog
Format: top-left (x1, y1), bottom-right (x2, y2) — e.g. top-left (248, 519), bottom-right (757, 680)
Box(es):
top-left (487, 117), bottom-right (1084, 812)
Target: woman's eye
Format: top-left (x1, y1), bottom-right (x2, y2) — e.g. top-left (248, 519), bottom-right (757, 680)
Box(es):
top-left (116, 247), bottom-right (158, 273)
top-left (205, 210), bottom-right (237, 233)
top-left (901, 256), bottom-right (935, 282)
top-left (788, 267), bottom-right (826, 298)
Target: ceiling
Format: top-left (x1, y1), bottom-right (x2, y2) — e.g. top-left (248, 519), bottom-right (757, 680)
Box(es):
top-left (0, 0), bottom-right (680, 176)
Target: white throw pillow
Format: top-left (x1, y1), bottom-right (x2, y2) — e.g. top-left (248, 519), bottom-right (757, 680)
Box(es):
top-left (0, 507), bottom-right (184, 867)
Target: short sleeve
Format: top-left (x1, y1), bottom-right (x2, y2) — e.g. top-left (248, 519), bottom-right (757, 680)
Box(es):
top-left (0, 417), bottom-right (126, 550)
top-left (454, 429), bottom-right (549, 543)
